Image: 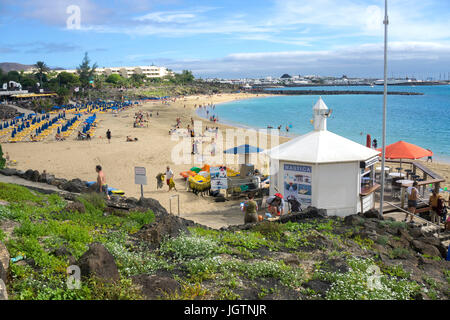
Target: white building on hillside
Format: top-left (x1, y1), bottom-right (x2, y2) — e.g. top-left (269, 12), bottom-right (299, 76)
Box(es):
top-left (24, 65), bottom-right (173, 79)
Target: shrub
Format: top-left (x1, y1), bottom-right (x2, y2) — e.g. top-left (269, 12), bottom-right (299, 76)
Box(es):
top-left (252, 222), bottom-right (283, 239)
top-left (77, 193), bottom-right (105, 211)
top-left (0, 144), bottom-right (6, 169)
top-left (314, 257), bottom-right (419, 300)
top-left (376, 235), bottom-right (389, 246)
top-left (160, 233), bottom-right (220, 260)
top-left (87, 277), bottom-right (144, 300)
top-left (390, 248), bottom-right (411, 259)
top-left (0, 183), bottom-right (42, 203)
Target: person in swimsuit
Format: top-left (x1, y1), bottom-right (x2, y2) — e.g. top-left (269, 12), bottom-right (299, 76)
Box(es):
top-left (96, 165), bottom-right (110, 200)
top-left (405, 181), bottom-right (418, 222)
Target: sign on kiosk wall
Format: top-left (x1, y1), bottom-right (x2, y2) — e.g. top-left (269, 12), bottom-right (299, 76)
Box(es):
top-left (283, 163), bottom-right (312, 206)
top-left (210, 166), bottom-right (228, 190)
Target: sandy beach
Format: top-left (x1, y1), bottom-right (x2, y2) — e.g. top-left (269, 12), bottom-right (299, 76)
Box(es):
top-left (3, 92), bottom-right (449, 228)
top-left (3, 93), bottom-right (282, 228)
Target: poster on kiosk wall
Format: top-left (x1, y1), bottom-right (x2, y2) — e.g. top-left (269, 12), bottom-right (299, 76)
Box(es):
top-left (283, 163), bottom-right (312, 207)
top-left (210, 166), bottom-right (228, 190)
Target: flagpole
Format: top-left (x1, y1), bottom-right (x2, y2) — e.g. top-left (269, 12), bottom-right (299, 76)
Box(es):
top-left (380, 0), bottom-right (389, 215)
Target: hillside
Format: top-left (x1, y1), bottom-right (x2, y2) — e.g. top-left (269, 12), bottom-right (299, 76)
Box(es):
top-left (0, 182), bottom-right (449, 300)
top-left (0, 63), bottom-right (34, 73)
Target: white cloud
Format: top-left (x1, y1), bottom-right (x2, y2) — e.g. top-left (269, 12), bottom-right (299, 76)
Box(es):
top-left (135, 12), bottom-right (196, 23)
top-left (158, 41), bottom-right (450, 77)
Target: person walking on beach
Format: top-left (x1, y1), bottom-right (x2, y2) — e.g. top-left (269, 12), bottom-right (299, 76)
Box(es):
top-left (405, 181), bottom-right (419, 223)
top-left (96, 165), bottom-right (110, 200)
top-left (165, 166), bottom-right (175, 191)
top-left (243, 193), bottom-right (259, 224)
top-left (106, 129), bottom-right (111, 144)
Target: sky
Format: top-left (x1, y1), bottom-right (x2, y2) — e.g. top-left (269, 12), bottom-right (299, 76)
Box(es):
top-left (0, 0), bottom-right (449, 79)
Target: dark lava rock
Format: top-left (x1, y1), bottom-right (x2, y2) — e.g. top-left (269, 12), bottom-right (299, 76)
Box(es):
top-left (24, 169), bottom-right (40, 182)
top-left (103, 206), bottom-right (128, 217)
top-left (135, 214), bottom-right (195, 249)
top-left (343, 214), bottom-right (364, 226)
top-left (361, 209), bottom-right (384, 220)
top-left (323, 258), bottom-right (349, 274)
top-left (61, 179), bottom-right (88, 193)
top-left (65, 201), bottom-right (86, 213)
top-left (408, 227), bottom-right (424, 239)
top-left (411, 240), bottom-right (441, 257)
top-left (0, 168), bottom-right (17, 176)
top-left (50, 178), bottom-right (68, 187)
top-left (420, 237), bottom-right (447, 258)
top-left (304, 279), bottom-right (331, 296)
top-left (397, 228), bottom-right (413, 243)
top-left (52, 246), bottom-right (77, 265)
top-left (77, 242), bottom-right (119, 282)
top-left (137, 197), bottom-right (169, 218)
top-left (38, 172), bottom-right (55, 184)
top-left (131, 274), bottom-right (181, 300)
top-left (279, 207), bottom-right (327, 224)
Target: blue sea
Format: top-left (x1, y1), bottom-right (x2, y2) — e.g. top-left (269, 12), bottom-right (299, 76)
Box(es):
top-left (206, 85), bottom-right (450, 162)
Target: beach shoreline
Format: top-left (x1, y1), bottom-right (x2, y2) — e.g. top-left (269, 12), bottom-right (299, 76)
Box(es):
top-left (2, 92), bottom-right (449, 228)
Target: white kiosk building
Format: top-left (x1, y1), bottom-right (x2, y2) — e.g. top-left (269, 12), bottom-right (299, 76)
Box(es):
top-left (267, 98), bottom-right (380, 216)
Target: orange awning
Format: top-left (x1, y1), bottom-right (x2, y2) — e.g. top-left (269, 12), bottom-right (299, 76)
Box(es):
top-left (377, 140), bottom-right (432, 160)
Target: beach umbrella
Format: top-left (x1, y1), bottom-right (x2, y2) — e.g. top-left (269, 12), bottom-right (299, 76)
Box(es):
top-left (376, 140), bottom-right (432, 168)
top-left (224, 144), bottom-right (264, 164)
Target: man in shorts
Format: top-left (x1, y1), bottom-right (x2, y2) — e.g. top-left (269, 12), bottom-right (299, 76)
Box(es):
top-left (96, 165), bottom-right (110, 200)
top-left (405, 181), bottom-right (418, 223)
top-left (165, 166), bottom-right (174, 191)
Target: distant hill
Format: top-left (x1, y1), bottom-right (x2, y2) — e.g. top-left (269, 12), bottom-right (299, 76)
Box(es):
top-left (0, 62), bottom-right (64, 73)
top-left (0, 62), bottom-right (34, 72)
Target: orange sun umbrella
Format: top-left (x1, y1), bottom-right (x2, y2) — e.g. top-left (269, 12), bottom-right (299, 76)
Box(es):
top-left (377, 140), bottom-right (433, 160)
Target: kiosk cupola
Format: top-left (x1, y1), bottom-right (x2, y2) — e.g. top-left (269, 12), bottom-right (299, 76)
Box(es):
top-left (313, 97), bottom-right (331, 131)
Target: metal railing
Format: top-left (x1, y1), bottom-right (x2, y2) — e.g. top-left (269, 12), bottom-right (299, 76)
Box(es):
top-left (384, 200), bottom-right (442, 234)
top-left (169, 194), bottom-right (180, 216)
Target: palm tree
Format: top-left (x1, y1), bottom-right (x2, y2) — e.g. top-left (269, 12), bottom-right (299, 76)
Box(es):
top-left (34, 61), bottom-right (50, 89)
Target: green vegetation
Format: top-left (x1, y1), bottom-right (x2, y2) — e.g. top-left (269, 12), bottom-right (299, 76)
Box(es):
top-left (0, 183), bottom-right (447, 300)
top-left (0, 183), bottom-right (154, 300)
top-left (0, 144), bottom-right (6, 169)
top-left (77, 52), bottom-right (98, 89)
top-left (314, 257), bottom-right (420, 300)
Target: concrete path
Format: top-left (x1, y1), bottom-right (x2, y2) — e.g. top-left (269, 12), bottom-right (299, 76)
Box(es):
top-left (0, 173), bottom-right (61, 193)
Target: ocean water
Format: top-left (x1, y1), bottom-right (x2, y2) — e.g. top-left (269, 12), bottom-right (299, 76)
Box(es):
top-left (210, 85), bottom-right (450, 162)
